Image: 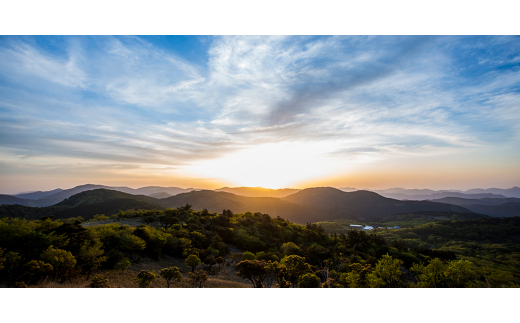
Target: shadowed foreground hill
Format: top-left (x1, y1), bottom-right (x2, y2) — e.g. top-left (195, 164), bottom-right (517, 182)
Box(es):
top-left (283, 187), bottom-right (473, 221)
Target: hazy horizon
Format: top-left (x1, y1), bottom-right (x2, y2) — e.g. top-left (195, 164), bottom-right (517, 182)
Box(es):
top-left (4, 182), bottom-right (519, 196)
top-left (1, 36), bottom-right (519, 194)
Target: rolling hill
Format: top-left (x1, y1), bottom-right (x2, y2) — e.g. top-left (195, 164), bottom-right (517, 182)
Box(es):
top-left (0, 194), bottom-right (62, 207)
top-left (0, 187), bottom-right (498, 224)
top-left (429, 197), bottom-right (520, 217)
top-left (215, 187), bottom-right (301, 198)
top-left (0, 189), bottom-right (165, 220)
top-left (157, 190), bottom-right (330, 224)
top-left (282, 187), bottom-right (474, 221)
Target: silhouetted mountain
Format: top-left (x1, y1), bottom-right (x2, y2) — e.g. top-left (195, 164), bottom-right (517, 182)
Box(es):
top-left (283, 187), bottom-right (473, 221)
top-left (110, 186), bottom-right (194, 196)
top-left (463, 187), bottom-right (520, 198)
top-left (55, 189), bottom-right (159, 207)
top-left (0, 194), bottom-right (62, 207)
top-left (430, 197), bottom-right (520, 206)
top-left (429, 197), bottom-right (520, 217)
top-left (148, 192), bottom-right (173, 199)
top-left (157, 190), bottom-right (329, 223)
top-left (0, 189), bottom-right (165, 220)
top-left (43, 184), bottom-right (110, 200)
top-left (1, 184), bottom-right (194, 208)
top-left (377, 191), bottom-right (506, 200)
top-left (215, 187), bottom-right (301, 198)
top-left (13, 188), bottom-right (63, 200)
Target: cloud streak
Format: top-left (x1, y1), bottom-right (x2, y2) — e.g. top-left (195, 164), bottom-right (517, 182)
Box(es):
top-left (0, 35), bottom-right (519, 192)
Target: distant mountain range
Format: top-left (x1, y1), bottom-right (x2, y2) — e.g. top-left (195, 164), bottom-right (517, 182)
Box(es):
top-left (1, 184), bottom-right (195, 208)
top-left (339, 187), bottom-right (520, 199)
top-left (428, 197), bottom-right (520, 218)
top-left (215, 187), bottom-right (300, 198)
top-left (1, 184), bottom-right (519, 220)
top-left (0, 187), bottom-right (476, 224)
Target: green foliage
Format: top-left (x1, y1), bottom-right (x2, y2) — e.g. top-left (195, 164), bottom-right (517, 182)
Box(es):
top-left (40, 247), bottom-right (77, 281)
top-left (237, 260), bottom-right (268, 288)
top-left (215, 256), bottom-right (226, 270)
top-left (367, 254), bottom-right (404, 288)
top-left (160, 266), bottom-right (182, 287)
top-left (280, 242), bottom-right (300, 256)
top-left (114, 258), bottom-right (131, 274)
top-left (23, 260), bottom-right (53, 285)
top-left (0, 248), bottom-right (5, 271)
top-left (204, 255), bottom-right (216, 274)
top-left (185, 254), bottom-right (201, 272)
top-left (282, 255), bottom-right (311, 287)
top-left (135, 270), bottom-right (156, 288)
top-left (298, 273), bottom-right (321, 288)
top-left (188, 270), bottom-right (208, 288)
top-left (90, 274), bottom-right (110, 288)
top-left (411, 258), bottom-right (448, 288)
top-left (242, 251), bottom-right (256, 261)
top-left (77, 238), bottom-right (107, 280)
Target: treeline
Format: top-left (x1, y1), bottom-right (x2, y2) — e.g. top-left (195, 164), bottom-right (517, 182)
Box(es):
top-left (379, 216), bottom-right (520, 286)
top-left (0, 206), bottom-right (510, 287)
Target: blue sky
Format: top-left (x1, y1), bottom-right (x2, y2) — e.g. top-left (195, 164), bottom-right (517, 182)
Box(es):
top-left (0, 36), bottom-right (519, 193)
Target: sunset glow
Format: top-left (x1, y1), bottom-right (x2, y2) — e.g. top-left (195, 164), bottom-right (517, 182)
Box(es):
top-left (0, 36), bottom-right (519, 193)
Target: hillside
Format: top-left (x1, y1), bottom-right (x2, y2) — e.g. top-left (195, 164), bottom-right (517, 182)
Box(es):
top-left (0, 194), bottom-right (62, 207)
top-left (283, 187), bottom-right (473, 221)
top-left (157, 190), bottom-right (330, 224)
top-left (0, 189), bottom-right (165, 220)
top-left (429, 197), bottom-right (520, 217)
top-left (215, 187), bottom-right (301, 198)
top-left (2, 187), bottom-right (482, 224)
top-left (13, 188), bottom-right (64, 200)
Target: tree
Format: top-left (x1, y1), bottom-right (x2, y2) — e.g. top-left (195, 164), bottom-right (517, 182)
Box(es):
top-left (280, 242), bottom-right (300, 256)
top-left (283, 255), bottom-right (311, 287)
top-left (23, 260), bottom-right (53, 285)
top-left (204, 255), bottom-right (216, 274)
top-left (77, 239), bottom-right (107, 281)
top-left (41, 247), bottom-right (77, 281)
top-left (366, 254), bottom-right (404, 288)
top-left (446, 259), bottom-right (478, 287)
top-left (90, 275), bottom-right (110, 288)
top-left (114, 258), bottom-right (131, 274)
top-left (207, 247), bottom-right (219, 257)
top-left (342, 263), bottom-right (373, 288)
top-left (3, 251), bottom-right (21, 284)
top-left (242, 251), bottom-right (256, 261)
top-left (411, 258), bottom-right (448, 288)
top-left (231, 253), bottom-right (243, 264)
top-left (188, 270), bottom-right (208, 288)
top-left (236, 260), bottom-right (267, 288)
top-left (160, 266), bottom-right (183, 288)
top-left (263, 260), bottom-right (279, 288)
top-left (185, 254), bottom-right (201, 272)
top-left (135, 270), bottom-right (156, 288)
top-left (298, 273), bottom-right (321, 288)
top-left (215, 256), bottom-right (226, 270)
top-left (0, 248), bottom-right (5, 271)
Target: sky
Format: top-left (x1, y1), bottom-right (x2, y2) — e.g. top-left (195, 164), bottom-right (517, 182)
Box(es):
top-left (0, 35), bottom-right (519, 194)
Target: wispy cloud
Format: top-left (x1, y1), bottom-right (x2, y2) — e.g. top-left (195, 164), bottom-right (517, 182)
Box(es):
top-left (0, 35), bottom-right (519, 192)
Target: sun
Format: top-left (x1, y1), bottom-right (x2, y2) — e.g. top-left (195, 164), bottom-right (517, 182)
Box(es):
top-left (183, 141), bottom-right (344, 189)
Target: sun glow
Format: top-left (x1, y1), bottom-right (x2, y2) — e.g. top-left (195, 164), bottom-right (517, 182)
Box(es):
top-left (183, 142), bottom-right (345, 189)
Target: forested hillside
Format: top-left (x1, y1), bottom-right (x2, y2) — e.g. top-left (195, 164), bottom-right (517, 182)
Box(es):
top-left (1, 205), bottom-right (517, 288)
